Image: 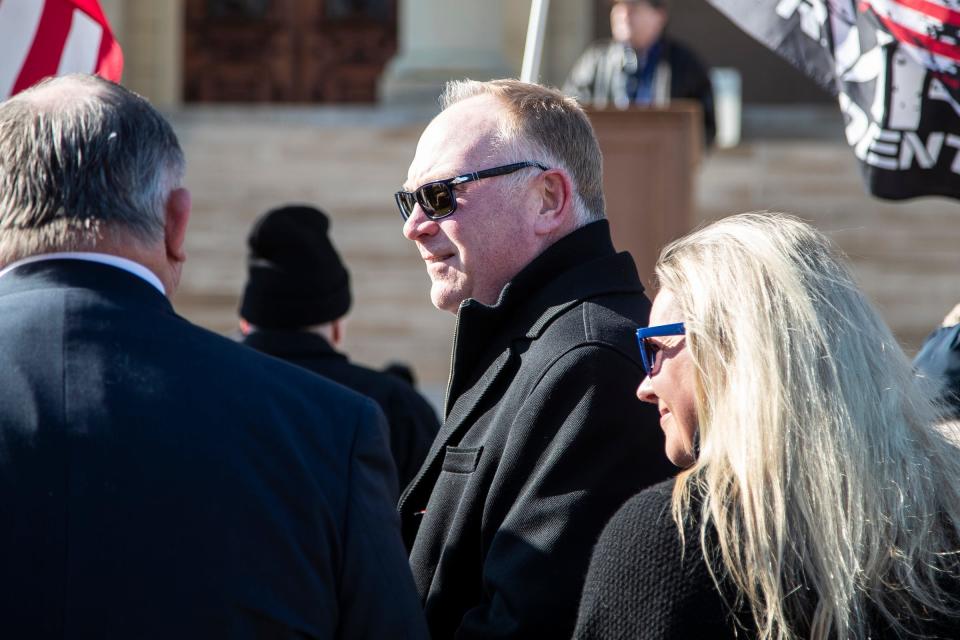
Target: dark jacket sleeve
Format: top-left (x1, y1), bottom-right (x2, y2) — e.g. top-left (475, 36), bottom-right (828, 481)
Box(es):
top-left (336, 399), bottom-right (429, 640)
top-left (574, 482), bottom-right (739, 640)
top-left (456, 345), bottom-right (676, 639)
top-left (913, 324), bottom-right (960, 419)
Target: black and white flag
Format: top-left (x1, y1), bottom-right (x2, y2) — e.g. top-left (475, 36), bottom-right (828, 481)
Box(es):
top-left (707, 0), bottom-right (960, 201)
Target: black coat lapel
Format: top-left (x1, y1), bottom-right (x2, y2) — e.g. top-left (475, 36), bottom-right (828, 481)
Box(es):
top-left (399, 348), bottom-right (513, 515)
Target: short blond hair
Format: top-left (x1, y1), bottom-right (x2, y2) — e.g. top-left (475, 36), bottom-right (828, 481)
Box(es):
top-left (441, 79), bottom-right (605, 227)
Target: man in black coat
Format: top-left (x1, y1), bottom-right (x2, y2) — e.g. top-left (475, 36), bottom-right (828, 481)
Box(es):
top-left (563, 0), bottom-right (716, 146)
top-left (394, 78), bottom-right (676, 638)
top-left (0, 74), bottom-right (427, 639)
top-left (237, 204), bottom-right (441, 489)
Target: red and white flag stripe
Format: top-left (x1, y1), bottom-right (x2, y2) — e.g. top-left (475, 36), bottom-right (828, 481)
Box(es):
top-left (0, 0), bottom-right (122, 100)
top-left (898, 38), bottom-right (960, 74)
top-left (861, 0), bottom-right (960, 64)
top-left (865, 0), bottom-right (960, 31)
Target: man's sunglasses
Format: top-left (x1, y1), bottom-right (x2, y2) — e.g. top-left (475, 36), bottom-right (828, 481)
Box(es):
top-left (636, 322), bottom-right (686, 376)
top-left (395, 161), bottom-right (549, 221)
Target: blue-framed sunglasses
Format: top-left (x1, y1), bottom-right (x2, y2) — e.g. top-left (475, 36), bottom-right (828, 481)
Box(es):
top-left (636, 322), bottom-right (686, 376)
top-left (395, 161), bottom-right (549, 221)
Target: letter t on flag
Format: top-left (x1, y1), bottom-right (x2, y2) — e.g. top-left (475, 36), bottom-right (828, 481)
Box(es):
top-left (0, 0), bottom-right (123, 100)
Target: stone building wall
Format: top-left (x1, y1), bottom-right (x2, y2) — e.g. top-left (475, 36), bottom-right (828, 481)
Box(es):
top-left (100, 0), bottom-right (182, 106)
top-left (167, 111), bottom-right (960, 400)
top-left (86, 3), bottom-right (960, 409)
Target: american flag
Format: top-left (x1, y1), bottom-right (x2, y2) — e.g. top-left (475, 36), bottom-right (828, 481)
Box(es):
top-left (860, 0), bottom-right (960, 80)
top-left (708, 0), bottom-right (960, 201)
top-left (0, 0), bottom-right (122, 100)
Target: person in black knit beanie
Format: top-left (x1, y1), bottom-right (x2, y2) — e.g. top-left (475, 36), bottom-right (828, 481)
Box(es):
top-left (238, 204), bottom-right (439, 490)
top-left (240, 204), bottom-right (351, 329)
top-left (574, 213), bottom-right (960, 639)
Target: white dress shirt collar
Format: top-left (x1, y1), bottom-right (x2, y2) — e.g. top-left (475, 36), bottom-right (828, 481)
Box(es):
top-left (0, 252), bottom-right (166, 295)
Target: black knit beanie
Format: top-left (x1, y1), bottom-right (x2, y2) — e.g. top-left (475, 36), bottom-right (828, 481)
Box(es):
top-left (239, 205), bottom-right (351, 329)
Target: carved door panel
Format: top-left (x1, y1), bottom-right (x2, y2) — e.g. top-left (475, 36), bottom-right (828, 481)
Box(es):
top-left (184, 0), bottom-right (397, 103)
top-left (299, 1), bottom-right (397, 102)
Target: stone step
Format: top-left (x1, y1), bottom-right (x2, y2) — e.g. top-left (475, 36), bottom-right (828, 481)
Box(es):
top-left (169, 108), bottom-right (960, 391)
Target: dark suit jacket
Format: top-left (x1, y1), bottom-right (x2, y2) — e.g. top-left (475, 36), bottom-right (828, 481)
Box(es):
top-left (240, 329), bottom-right (440, 490)
top-left (399, 222), bottom-right (676, 639)
top-left (0, 259), bottom-right (427, 639)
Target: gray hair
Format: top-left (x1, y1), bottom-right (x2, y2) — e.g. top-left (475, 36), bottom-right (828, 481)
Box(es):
top-left (0, 74), bottom-right (184, 262)
top-left (440, 79), bottom-right (605, 228)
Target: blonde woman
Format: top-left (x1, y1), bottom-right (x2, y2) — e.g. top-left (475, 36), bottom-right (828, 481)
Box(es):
top-left (574, 213), bottom-right (960, 639)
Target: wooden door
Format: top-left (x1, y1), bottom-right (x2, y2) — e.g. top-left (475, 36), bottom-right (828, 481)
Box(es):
top-left (184, 0), bottom-right (397, 103)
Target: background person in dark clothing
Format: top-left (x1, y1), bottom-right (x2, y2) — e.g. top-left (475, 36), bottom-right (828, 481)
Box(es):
top-left (914, 303), bottom-right (960, 420)
top-left (238, 204), bottom-right (440, 489)
top-left (564, 0), bottom-right (716, 146)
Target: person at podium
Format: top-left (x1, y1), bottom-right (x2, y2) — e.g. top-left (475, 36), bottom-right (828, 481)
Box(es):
top-left (564, 0), bottom-right (715, 146)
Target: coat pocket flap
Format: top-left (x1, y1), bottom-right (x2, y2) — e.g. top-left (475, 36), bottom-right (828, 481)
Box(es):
top-left (441, 446), bottom-right (483, 474)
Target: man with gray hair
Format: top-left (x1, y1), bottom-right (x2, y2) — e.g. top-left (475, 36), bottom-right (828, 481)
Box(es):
top-left (0, 74), bottom-right (427, 639)
top-left (395, 79), bottom-right (674, 638)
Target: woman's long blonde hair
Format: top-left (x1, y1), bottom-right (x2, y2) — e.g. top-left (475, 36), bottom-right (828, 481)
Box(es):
top-left (657, 213), bottom-right (960, 639)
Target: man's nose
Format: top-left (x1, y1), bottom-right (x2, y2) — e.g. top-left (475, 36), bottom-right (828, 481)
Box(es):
top-left (636, 375), bottom-right (657, 404)
top-left (402, 204), bottom-right (439, 241)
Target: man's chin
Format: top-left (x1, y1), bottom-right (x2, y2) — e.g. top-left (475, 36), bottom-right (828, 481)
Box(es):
top-left (430, 285), bottom-right (466, 314)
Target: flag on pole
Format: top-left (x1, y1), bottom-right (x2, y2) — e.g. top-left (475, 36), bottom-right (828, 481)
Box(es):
top-left (0, 0), bottom-right (123, 100)
top-left (706, 0), bottom-right (960, 201)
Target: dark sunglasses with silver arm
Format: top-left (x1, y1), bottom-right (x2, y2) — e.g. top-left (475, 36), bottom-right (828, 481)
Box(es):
top-left (395, 161), bottom-right (549, 221)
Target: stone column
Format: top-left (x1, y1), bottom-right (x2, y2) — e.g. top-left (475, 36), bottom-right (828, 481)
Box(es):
top-left (103, 0), bottom-right (183, 107)
top-left (379, 0), bottom-right (514, 105)
top-left (99, 0), bottom-right (125, 38)
top-left (502, 0), bottom-right (593, 88)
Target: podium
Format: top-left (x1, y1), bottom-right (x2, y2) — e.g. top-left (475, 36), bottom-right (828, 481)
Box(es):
top-left (586, 101), bottom-right (703, 289)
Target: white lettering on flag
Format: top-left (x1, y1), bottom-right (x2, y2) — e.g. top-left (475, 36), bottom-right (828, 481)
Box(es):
top-left (928, 77), bottom-right (960, 116)
top-left (776, 0), bottom-right (830, 43)
top-left (888, 47), bottom-right (926, 129)
top-left (901, 131), bottom-right (945, 168)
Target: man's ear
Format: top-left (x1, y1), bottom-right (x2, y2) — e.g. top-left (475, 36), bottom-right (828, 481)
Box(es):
top-left (164, 187), bottom-right (191, 265)
top-left (331, 318), bottom-right (344, 347)
top-left (534, 169), bottom-right (573, 236)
